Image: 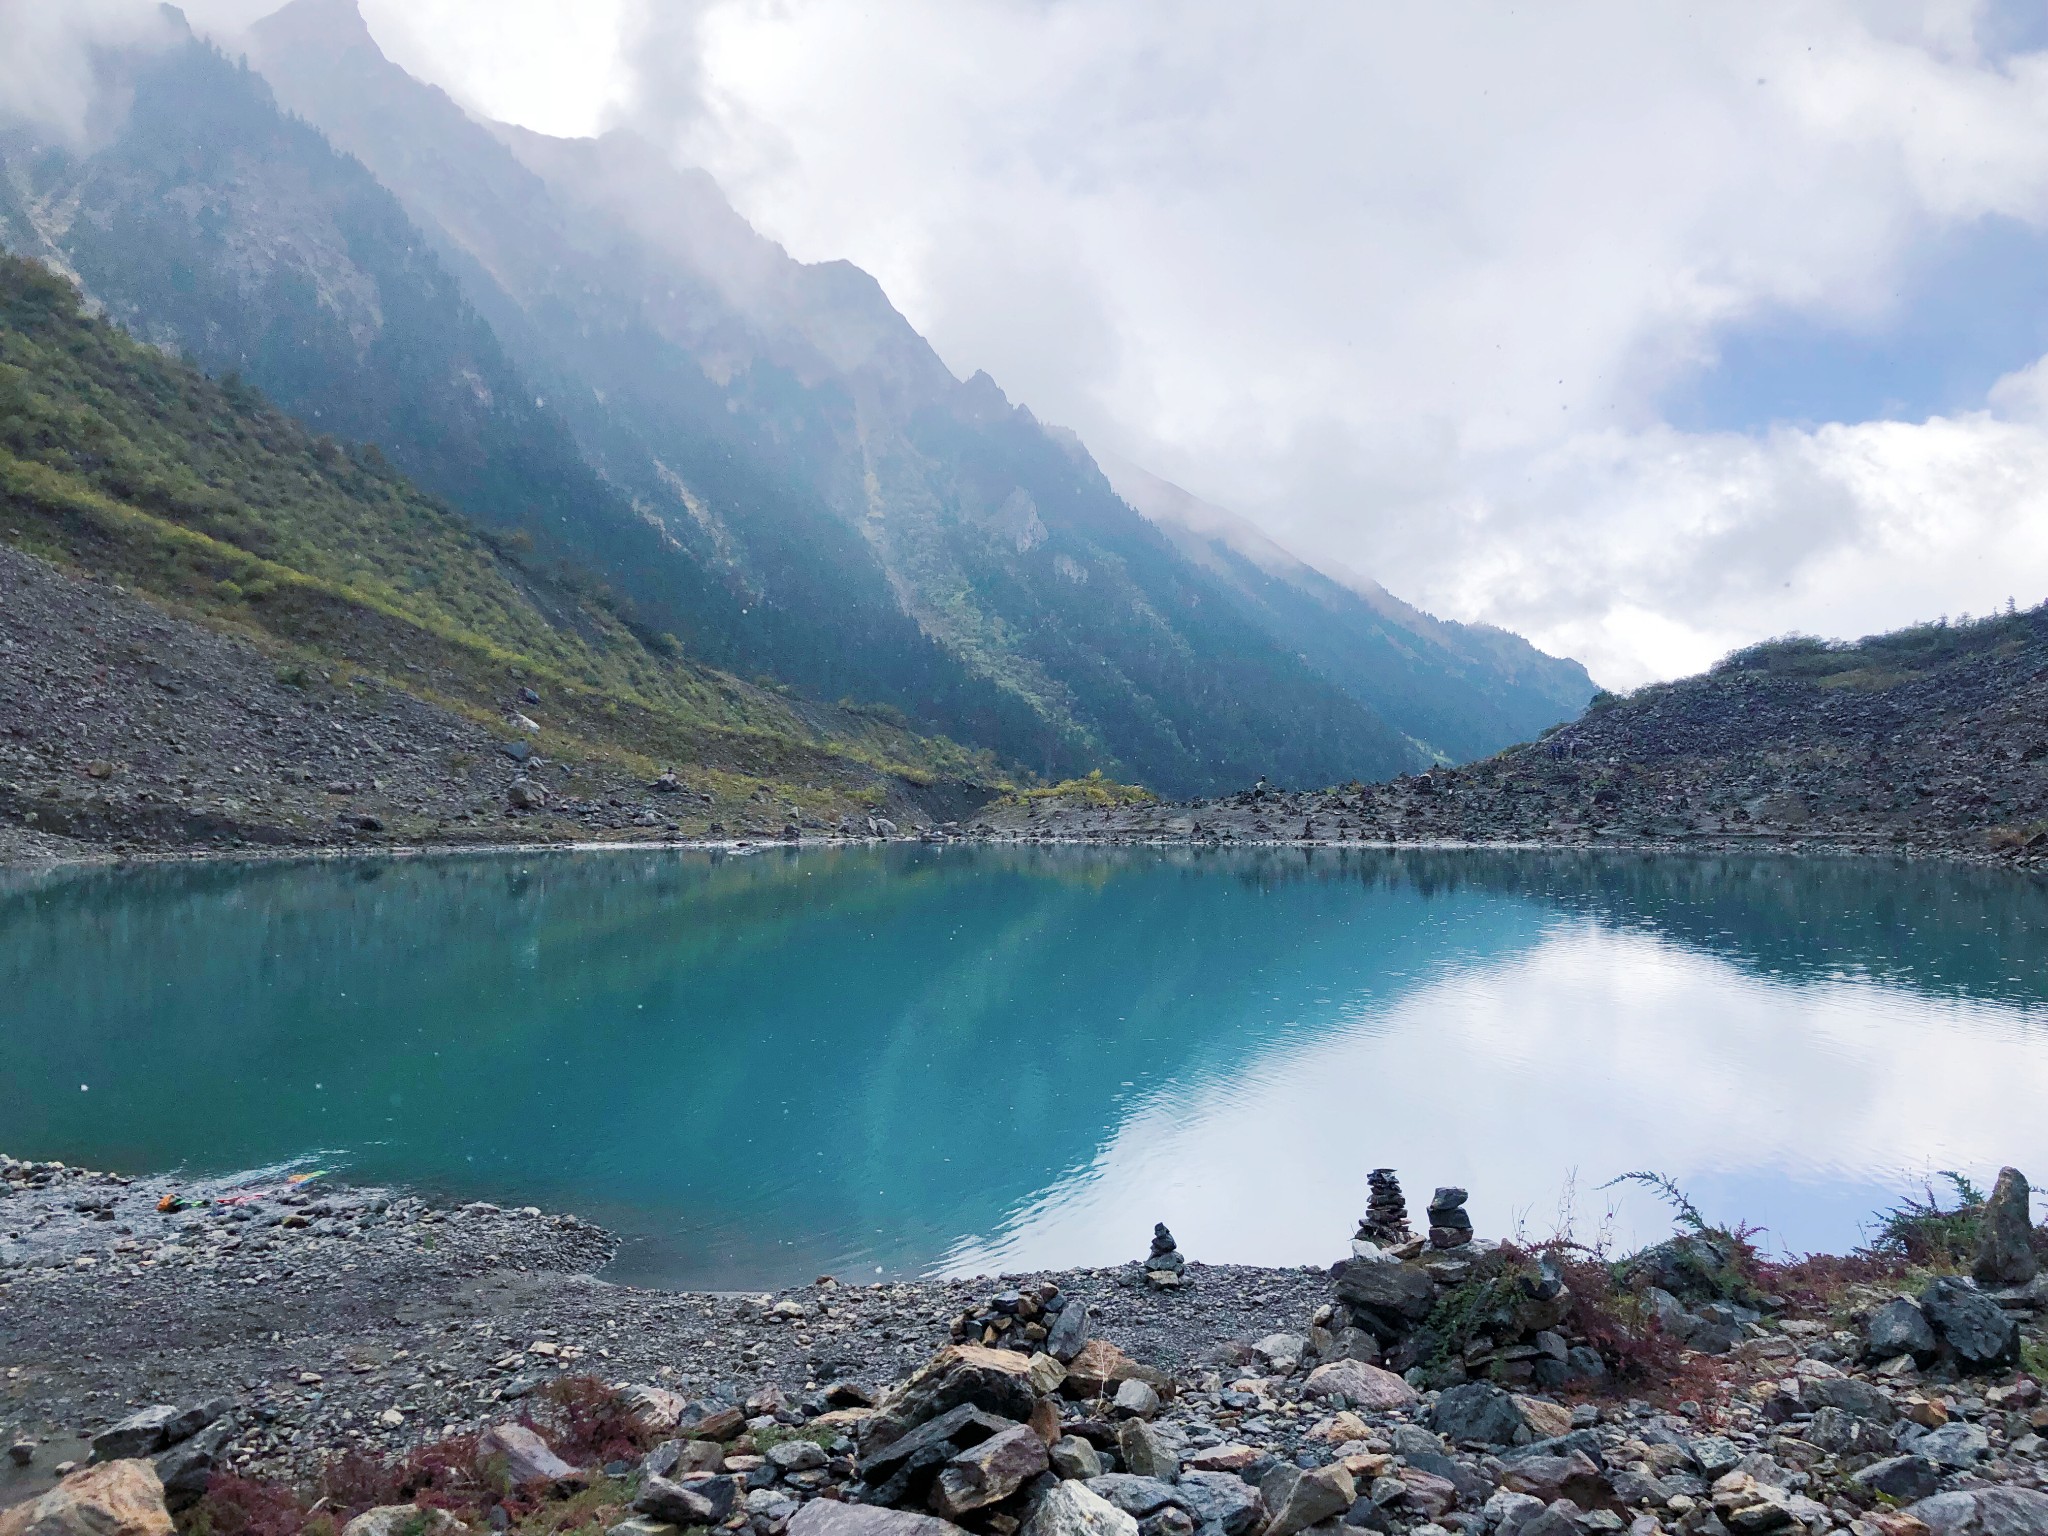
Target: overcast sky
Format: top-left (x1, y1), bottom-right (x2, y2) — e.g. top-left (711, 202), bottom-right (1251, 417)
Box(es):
top-left (180, 0), bottom-right (2048, 685)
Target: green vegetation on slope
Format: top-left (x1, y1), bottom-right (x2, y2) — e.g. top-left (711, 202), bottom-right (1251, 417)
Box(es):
top-left (0, 255), bottom-right (1001, 799)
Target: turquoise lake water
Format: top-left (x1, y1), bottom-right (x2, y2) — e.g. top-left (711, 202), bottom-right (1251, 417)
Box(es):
top-left (3, 846), bottom-right (2045, 1288)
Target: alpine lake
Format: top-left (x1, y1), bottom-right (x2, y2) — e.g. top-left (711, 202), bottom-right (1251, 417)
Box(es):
top-left (4, 845), bottom-right (2044, 1289)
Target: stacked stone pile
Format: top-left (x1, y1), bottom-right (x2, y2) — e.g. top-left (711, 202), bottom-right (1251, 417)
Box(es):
top-left (1148, 1228), bottom-right (1190, 1291)
top-left (1357, 1174), bottom-right (1411, 1252)
top-left (950, 1284), bottom-right (1088, 1359)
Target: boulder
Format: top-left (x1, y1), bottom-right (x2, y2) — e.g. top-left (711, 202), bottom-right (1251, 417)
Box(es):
top-left (478, 1422), bottom-right (584, 1490)
top-left (1431, 1384), bottom-right (1566, 1447)
top-left (1332, 1260), bottom-right (1436, 1325)
top-left (1918, 1277), bottom-right (2020, 1369)
top-left (929, 1424), bottom-right (1049, 1518)
top-left (1046, 1303), bottom-right (1091, 1362)
top-left (634, 1476), bottom-right (737, 1527)
top-left (1023, 1481), bottom-right (1140, 1536)
top-left (1300, 1360), bottom-right (1417, 1411)
top-left (1623, 1233), bottom-right (1741, 1305)
top-left (0, 1461), bottom-right (174, 1536)
top-left (858, 1403), bottom-right (1017, 1505)
top-left (1083, 1478), bottom-right (1182, 1518)
top-left (1027, 1355), bottom-right (1069, 1396)
top-left (89, 1410), bottom-right (183, 1464)
top-left (1112, 1380), bottom-right (1161, 1421)
top-left (1115, 1421), bottom-right (1177, 1481)
top-left (1851, 1457), bottom-right (1942, 1504)
top-left (1801, 1376), bottom-right (1893, 1422)
top-left (1913, 1423), bottom-right (1990, 1469)
top-left (1064, 1341), bottom-right (1162, 1399)
top-left (680, 1405), bottom-right (746, 1441)
top-left (1908, 1488), bottom-right (2048, 1535)
top-left (1251, 1334), bottom-right (1308, 1372)
top-left (1049, 1436), bottom-right (1104, 1481)
top-left (1258, 1462), bottom-right (1356, 1536)
top-left (154, 1421), bottom-right (233, 1511)
top-left (1865, 1297), bottom-right (1939, 1364)
top-left (862, 1345), bottom-right (1040, 1452)
top-left (1173, 1472), bottom-right (1263, 1536)
top-left (767, 1440), bottom-right (828, 1473)
top-left (1971, 1168), bottom-right (2038, 1287)
top-left (788, 1503), bottom-right (965, 1536)
top-left (1393, 1468), bottom-right (1460, 1520)
top-left (340, 1508), bottom-right (468, 1536)
top-left (620, 1385), bottom-right (691, 1433)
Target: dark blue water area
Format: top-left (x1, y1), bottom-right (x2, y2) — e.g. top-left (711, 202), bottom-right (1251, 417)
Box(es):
top-left (2, 845), bottom-right (2043, 1287)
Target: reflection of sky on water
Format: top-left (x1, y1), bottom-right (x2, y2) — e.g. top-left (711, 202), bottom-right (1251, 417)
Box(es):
top-left (3, 847), bottom-right (2046, 1287)
top-left (944, 922), bottom-right (2048, 1275)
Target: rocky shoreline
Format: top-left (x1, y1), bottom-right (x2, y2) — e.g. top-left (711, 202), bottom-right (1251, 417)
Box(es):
top-left (8, 1155), bottom-right (2048, 1536)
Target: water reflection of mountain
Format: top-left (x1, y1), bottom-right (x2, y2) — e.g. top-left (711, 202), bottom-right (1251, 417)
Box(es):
top-left (1, 846), bottom-right (2038, 1287)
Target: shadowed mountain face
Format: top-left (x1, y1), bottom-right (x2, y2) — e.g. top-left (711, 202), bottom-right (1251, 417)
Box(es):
top-left (1101, 456), bottom-right (1597, 764)
top-left (0, 25), bottom-right (1030, 768)
top-left (228, 0), bottom-right (1428, 796)
top-left (0, 0), bottom-right (1592, 795)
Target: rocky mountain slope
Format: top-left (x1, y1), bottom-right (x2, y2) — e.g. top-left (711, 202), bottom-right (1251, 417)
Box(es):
top-left (0, 255), bottom-right (996, 856)
top-left (228, 0), bottom-right (1593, 794)
top-left (0, 5), bottom-right (1436, 799)
top-left (0, 21), bottom-right (1042, 786)
top-left (1100, 456), bottom-right (1596, 764)
top-left (978, 606), bottom-right (2048, 871)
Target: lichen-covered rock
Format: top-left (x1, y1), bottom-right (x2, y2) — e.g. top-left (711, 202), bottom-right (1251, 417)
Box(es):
top-left (1971, 1168), bottom-right (2039, 1288)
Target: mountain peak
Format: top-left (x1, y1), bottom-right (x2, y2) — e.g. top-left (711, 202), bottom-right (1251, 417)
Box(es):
top-left (249, 0), bottom-right (381, 57)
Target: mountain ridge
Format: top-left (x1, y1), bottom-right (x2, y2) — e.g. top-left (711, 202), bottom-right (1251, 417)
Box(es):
top-left (1100, 454), bottom-right (1597, 763)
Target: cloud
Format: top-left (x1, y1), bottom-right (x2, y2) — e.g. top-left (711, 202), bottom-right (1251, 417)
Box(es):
top-left (0, 0), bottom-right (180, 147)
top-left (586, 0), bottom-right (2048, 685)
top-left (190, 0), bottom-right (2048, 686)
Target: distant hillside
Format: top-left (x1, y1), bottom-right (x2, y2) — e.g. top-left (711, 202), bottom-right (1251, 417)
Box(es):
top-left (0, 253), bottom-right (1000, 851)
top-left (0, 22), bottom-right (1036, 779)
top-left (979, 605), bottom-right (2048, 869)
top-left (231, 0), bottom-right (1439, 796)
top-left (1099, 455), bottom-right (1596, 763)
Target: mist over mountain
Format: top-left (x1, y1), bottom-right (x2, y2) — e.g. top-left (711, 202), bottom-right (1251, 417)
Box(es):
top-left (1100, 456), bottom-right (1596, 764)
top-left (0, 0), bottom-right (1598, 795)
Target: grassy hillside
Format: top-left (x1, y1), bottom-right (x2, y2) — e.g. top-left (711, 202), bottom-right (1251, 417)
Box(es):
top-left (0, 254), bottom-right (1001, 808)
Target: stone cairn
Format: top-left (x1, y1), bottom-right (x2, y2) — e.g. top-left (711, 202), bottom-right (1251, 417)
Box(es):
top-left (1144, 1222), bottom-right (1187, 1288)
top-left (1354, 1168), bottom-right (1411, 1251)
top-left (948, 1280), bottom-right (1078, 1353)
top-left (1426, 1186), bottom-right (1474, 1250)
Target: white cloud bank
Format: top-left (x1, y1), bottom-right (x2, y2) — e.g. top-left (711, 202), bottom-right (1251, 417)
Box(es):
top-left (196, 1), bottom-right (2048, 685)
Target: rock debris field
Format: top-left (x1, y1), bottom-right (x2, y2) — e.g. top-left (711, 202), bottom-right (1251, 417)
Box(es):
top-left (8, 1157), bottom-right (2048, 1536)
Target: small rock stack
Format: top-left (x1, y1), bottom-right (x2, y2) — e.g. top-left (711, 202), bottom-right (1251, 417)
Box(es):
top-left (1355, 1169), bottom-right (1411, 1250)
top-left (1426, 1186), bottom-right (1473, 1250)
top-left (949, 1282), bottom-right (1074, 1354)
top-left (1144, 1224), bottom-right (1187, 1289)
